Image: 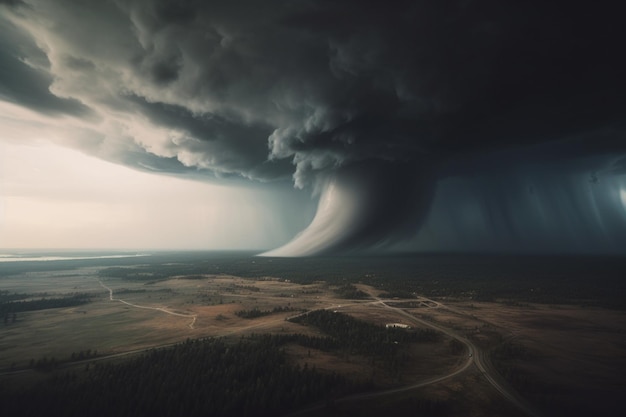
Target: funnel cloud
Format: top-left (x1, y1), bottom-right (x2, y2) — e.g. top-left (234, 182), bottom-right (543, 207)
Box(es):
top-left (263, 161), bottom-right (435, 256)
top-left (1, 1), bottom-right (625, 255)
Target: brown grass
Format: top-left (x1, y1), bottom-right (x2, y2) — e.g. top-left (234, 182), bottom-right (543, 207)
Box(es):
top-left (418, 299), bottom-right (626, 416)
top-left (3, 269), bottom-right (625, 416)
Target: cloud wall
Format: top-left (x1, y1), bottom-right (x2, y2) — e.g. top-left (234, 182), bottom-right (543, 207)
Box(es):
top-left (1, 0), bottom-right (625, 255)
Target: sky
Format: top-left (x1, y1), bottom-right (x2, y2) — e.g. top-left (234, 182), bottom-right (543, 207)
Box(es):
top-left (1, 0), bottom-right (625, 255)
top-left (0, 136), bottom-right (313, 250)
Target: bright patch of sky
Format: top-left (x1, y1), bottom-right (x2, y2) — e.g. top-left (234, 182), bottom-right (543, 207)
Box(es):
top-left (0, 139), bottom-right (304, 250)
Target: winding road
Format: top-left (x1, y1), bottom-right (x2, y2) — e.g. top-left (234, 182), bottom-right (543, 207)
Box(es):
top-left (372, 293), bottom-right (542, 417)
top-left (1, 280), bottom-right (542, 417)
top-left (97, 279), bottom-right (197, 329)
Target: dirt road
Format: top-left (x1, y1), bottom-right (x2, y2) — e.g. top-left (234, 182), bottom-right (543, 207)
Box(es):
top-left (374, 293), bottom-right (542, 417)
top-left (97, 279), bottom-right (197, 328)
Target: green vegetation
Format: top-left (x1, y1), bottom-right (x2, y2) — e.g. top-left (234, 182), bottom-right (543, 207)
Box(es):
top-left (334, 284), bottom-right (369, 299)
top-left (382, 290), bottom-right (417, 299)
top-left (85, 253), bottom-right (626, 309)
top-left (291, 310), bottom-right (438, 355)
top-left (1, 309), bottom-right (441, 416)
top-left (1, 292), bottom-right (92, 316)
top-left (115, 288), bottom-right (147, 294)
top-left (235, 305), bottom-right (297, 319)
top-left (0, 253), bottom-right (626, 416)
top-left (7, 252), bottom-right (602, 309)
top-left (1, 336), bottom-right (352, 417)
top-left (97, 266), bottom-right (164, 280)
top-left (290, 310), bottom-right (438, 377)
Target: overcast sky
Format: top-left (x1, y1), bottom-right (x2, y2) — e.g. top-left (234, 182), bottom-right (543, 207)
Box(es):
top-left (0, 136), bottom-right (313, 250)
top-left (1, 0), bottom-right (625, 255)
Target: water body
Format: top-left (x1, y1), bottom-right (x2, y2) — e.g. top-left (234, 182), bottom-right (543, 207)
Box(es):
top-left (0, 252), bottom-right (149, 263)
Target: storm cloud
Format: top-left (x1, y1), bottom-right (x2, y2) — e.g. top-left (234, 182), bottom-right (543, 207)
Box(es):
top-left (1, 0), bottom-right (625, 255)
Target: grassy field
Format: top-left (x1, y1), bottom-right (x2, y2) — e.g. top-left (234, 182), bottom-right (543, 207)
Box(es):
top-left (2, 252), bottom-right (625, 416)
top-left (1, 270), bottom-right (323, 368)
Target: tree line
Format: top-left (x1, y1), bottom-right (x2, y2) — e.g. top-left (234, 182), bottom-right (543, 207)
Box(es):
top-left (1, 293), bottom-right (92, 316)
top-left (94, 253), bottom-right (626, 309)
top-left (1, 310), bottom-right (442, 416)
top-left (334, 284), bottom-right (369, 299)
top-left (235, 305), bottom-right (297, 319)
top-left (290, 310), bottom-right (439, 356)
top-left (1, 335), bottom-right (353, 417)
top-left (289, 310), bottom-right (439, 378)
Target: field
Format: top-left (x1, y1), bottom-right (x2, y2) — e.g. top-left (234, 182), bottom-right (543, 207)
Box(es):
top-left (2, 271), bottom-right (324, 366)
top-left (1, 252), bottom-right (625, 416)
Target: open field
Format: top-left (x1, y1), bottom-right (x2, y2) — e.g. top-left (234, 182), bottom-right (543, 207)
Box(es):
top-left (294, 372), bottom-right (528, 417)
top-left (1, 270), bottom-right (337, 368)
top-left (471, 303), bottom-right (624, 416)
top-left (397, 298), bottom-right (626, 417)
top-left (2, 253), bottom-right (626, 416)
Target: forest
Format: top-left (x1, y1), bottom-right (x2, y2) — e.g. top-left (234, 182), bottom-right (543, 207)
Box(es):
top-left (234, 305), bottom-right (297, 319)
top-left (3, 252), bottom-right (622, 416)
top-left (289, 310), bottom-right (440, 378)
top-left (0, 309), bottom-right (445, 417)
top-left (1, 292), bottom-right (92, 316)
top-left (1, 335), bottom-right (354, 417)
top-left (290, 310), bottom-right (439, 357)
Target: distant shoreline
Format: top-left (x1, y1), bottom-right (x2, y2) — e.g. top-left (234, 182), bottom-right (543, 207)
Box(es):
top-left (0, 253), bottom-right (149, 263)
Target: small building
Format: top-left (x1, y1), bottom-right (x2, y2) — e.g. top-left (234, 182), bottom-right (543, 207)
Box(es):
top-left (386, 323), bottom-right (410, 329)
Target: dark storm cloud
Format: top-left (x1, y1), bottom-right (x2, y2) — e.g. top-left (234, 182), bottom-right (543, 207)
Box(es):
top-left (0, 18), bottom-right (94, 118)
top-left (123, 95), bottom-right (293, 181)
top-left (410, 156), bottom-right (626, 255)
top-left (315, 160), bottom-right (436, 255)
top-left (0, 0), bottom-right (26, 7)
top-left (607, 157), bottom-right (626, 176)
top-left (2, 0), bottom-right (626, 254)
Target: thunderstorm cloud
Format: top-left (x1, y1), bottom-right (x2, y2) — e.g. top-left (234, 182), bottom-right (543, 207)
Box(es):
top-left (1, 0), bottom-right (625, 255)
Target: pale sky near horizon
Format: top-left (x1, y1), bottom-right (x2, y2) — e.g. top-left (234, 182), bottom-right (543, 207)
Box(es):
top-left (0, 139), bottom-right (309, 250)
